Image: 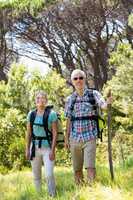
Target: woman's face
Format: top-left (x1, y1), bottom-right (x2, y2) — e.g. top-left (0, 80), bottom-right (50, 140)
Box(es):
top-left (72, 73), bottom-right (85, 91)
top-left (35, 94), bottom-right (47, 108)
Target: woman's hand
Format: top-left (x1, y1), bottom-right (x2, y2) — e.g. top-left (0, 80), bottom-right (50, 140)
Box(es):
top-left (49, 150), bottom-right (55, 161)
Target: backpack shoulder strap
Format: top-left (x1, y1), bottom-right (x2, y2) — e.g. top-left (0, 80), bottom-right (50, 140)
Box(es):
top-left (70, 92), bottom-right (78, 112)
top-left (86, 88), bottom-right (96, 106)
top-left (30, 110), bottom-right (37, 124)
top-left (43, 106), bottom-right (53, 129)
top-left (42, 105), bottom-right (53, 147)
top-left (29, 110), bottom-right (37, 133)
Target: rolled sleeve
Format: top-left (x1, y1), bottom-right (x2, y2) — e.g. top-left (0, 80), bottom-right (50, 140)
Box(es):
top-left (27, 111), bottom-right (32, 122)
top-left (93, 90), bottom-right (107, 109)
top-left (49, 111), bottom-right (58, 123)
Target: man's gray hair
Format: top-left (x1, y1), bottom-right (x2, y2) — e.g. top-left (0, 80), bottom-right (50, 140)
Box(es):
top-left (71, 69), bottom-right (86, 81)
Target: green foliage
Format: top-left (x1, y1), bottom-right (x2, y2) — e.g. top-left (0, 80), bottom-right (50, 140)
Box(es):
top-left (102, 43), bottom-right (133, 169)
top-left (0, 108), bottom-right (26, 169)
top-left (0, 81), bottom-right (7, 110)
top-left (8, 137), bottom-right (27, 170)
top-left (104, 43), bottom-right (133, 134)
top-left (128, 14), bottom-right (133, 28)
top-left (0, 0), bottom-right (58, 15)
top-left (11, 0), bottom-right (45, 16)
top-left (56, 149), bottom-right (71, 166)
top-left (6, 63), bottom-right (29, 112)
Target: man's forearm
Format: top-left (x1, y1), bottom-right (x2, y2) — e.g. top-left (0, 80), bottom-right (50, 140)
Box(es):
top-left (65, 118), bottom-right (71, 142)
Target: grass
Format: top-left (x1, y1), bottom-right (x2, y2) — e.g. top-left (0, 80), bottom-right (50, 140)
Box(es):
top-left (0, 164), bottom-right (133, 200)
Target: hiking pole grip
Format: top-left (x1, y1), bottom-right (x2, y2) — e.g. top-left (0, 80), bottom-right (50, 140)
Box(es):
top-left (107, 89), bottom-right (111, 97)
top-left (107, 89), bottom-right (112, 108)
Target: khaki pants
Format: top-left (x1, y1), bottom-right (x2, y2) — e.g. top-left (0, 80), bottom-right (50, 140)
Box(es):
top-left (31, 147), bottom-right (56, 196)
top-left (70, 139), bottom-right (96, 172)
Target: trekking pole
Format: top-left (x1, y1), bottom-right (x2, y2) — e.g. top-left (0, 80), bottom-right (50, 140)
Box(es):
top-left (107, 89), bottom-right (114, 181)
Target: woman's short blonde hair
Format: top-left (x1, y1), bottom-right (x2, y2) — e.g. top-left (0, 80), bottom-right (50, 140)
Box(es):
top-left (71, 69), bottom-right (86, 81)
top-left (35, 90), bottom-right (47, 101)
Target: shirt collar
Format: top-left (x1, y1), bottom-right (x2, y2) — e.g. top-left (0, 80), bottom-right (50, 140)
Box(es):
top-left (74, 86), bottom-right (88, 97)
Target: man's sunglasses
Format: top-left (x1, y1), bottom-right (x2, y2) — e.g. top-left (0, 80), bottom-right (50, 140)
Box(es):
top-left (73, 76), bottom-right (84, 81)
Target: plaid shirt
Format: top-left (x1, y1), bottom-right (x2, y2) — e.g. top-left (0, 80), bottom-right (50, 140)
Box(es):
top-left (65, 88), bottom-right (106, 142)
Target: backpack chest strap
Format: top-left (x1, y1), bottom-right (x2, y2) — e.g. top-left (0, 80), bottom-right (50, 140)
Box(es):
top-left (32, 123), bottom-right (44, 127)
top-left (32, 135), bottom-right (52, 140)
top-left (71, 115), bottom-right (98, 121)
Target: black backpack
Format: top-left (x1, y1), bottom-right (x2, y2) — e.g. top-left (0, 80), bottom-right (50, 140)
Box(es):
top-left (70, 89), bottom-right (105, 141)
top-left (29, 105), bottom-right (64, 160)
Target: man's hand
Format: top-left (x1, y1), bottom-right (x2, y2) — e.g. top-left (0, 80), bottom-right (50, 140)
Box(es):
top-left (106, 89), bottom-right (113, 105)
top-left (64, 138), bottom-right (70, 150)
top-left (107, 96), bottom-right (113, 105)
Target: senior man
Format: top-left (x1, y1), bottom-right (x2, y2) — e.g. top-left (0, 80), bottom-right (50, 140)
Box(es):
top-left (65, 69), bottom-right (112, 184)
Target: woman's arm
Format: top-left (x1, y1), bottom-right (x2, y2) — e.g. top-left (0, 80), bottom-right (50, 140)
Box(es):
top-left (49, 121), bottom-right (57, 161)
top-left (25, 122), bottom-right (32, 160)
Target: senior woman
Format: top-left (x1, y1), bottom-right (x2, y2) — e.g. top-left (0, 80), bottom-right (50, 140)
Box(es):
top-left (25, 90), bottom-right (57, 197)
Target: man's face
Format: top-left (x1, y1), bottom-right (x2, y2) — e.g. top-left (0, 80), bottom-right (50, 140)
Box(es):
top-left (72, 74), bottom-right (85, 90)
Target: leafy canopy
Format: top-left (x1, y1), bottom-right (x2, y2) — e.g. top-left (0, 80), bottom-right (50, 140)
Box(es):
top-left (104, 43), bottom-right (133, 133)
